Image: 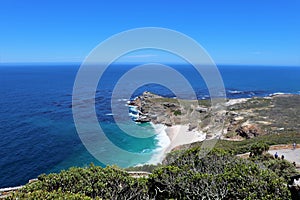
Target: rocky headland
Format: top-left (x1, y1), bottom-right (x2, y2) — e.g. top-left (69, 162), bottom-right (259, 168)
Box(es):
top-left (130, 92), bottom-right (300, 141)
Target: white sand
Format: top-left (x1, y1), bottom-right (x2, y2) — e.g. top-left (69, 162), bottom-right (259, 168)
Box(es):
top-left (149, 124), bottom-right (206, 164)
top-left (164, 125), bottom-right (206, 154)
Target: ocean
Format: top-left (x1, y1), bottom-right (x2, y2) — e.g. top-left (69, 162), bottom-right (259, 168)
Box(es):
top-left (1, 63), bottom-right (300, 188)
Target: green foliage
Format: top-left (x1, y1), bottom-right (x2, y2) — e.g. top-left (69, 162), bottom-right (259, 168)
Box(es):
top-left (164, 147), bottom-right (236, 175)
top-left (173, 110), bottom-right (182, 116)
top-left (8, 189), bottom-right (95, 200)
top-left (161, 147), bottom-right (291, 199)
top-left (11, 149), bottom-right (293, 199)
top-left (147, 165), bottom-right (229, 199)
top-left (250, 142), bottom-right (270, 156)
top-left (18, 164), bottom-right (149, 199)
top-left (249, 155), bottom-right (299, 182)
top-left (224, 161), bottom-right (290, 200)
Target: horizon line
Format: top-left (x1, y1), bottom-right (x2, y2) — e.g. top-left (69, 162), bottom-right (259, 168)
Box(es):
top-left (0, 61), bottom-right (300, 68)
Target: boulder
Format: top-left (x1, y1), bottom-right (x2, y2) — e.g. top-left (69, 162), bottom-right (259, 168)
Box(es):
top-left (188, 123), bottom-right (198, 131)
top-left (236, 124), bottom-right (261, 139)
top-left (195, 106), bottom-right (208, 113)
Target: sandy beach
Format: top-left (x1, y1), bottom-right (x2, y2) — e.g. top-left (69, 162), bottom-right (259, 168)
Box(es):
top-left (164, 125), bottom-right (206, 154)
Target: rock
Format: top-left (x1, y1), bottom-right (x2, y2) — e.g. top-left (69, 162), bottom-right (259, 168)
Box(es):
top-left (163, 103), bottom-right (177, 108)
top-left (227, 124), bottom-right (234, 131)
top-left (236, 124), bottom-right (261, 139)
top-left (230, 111), bottom-right (238, 116)
top-left (195, 106), bottom-right (208, 113)
top-left (188, 123), bottom-right (197, 131)
top-left (234, 116), bottom-right (244, 121)
top-left (135, 117), bottom-right (150, 123)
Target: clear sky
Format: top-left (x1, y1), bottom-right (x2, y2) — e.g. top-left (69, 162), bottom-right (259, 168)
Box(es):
top-left (1, 0), bottom-right (299, 66)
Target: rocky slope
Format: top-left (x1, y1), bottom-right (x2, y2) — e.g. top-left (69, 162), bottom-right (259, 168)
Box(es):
top-left (130, 92), bottom-right (300, 140)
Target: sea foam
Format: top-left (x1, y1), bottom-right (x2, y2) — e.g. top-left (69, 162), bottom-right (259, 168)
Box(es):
top-left (146, 123), bottom-right (171, 164)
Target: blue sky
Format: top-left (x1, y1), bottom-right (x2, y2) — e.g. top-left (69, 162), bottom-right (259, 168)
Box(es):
top-left (1, 0), bottom-right (299, 65)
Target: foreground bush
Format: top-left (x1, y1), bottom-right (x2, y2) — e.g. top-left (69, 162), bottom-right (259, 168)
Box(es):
top-left (15, 165), bottom-right (149, 199)
top-left (9, 148), bottom-right (292, 199)
top-left (250, 154), bottom-right (299, 182)
top-left (151, 148), bottom-right (291, 199)
top-left (10, 190), bottom-right (94, 200)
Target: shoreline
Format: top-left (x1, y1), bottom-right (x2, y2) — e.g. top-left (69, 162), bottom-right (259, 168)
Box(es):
top-left (164, 125), bottom-right (206, 154)
top-left (149, 124), bottom-right (206, 164)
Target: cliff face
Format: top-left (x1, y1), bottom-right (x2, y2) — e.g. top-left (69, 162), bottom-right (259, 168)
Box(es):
top-left (130, 92), bottom-right (300, 140)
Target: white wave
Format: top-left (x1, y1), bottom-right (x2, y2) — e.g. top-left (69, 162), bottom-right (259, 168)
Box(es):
top-left (128, 105), bottom-right (139, 120)
top-left (201, 95), bottom-right (210, 100)
top-left (128, 105), bottom-right (138, 112)
top-left (105, 113), bottom-right (114, 116)
top-left (128, 112), bottom-right (138, 119)
top-left (117, 98), bottom-right (128, 102)
top-left (228, 90), bottom-right (243, 94)
top-left (269, 92), bottom-right (290, 96)
top-left (146, 123), bottom-right (171, 165)
top-left (141, 148), bottom-right (152, 153)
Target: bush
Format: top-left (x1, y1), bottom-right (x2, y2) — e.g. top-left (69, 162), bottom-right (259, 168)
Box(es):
top-left (18, 164), bottom-right (149, 199)
top-left (11, 149), bottom-right (292, 199)
top-left (156, 147), bottom-right (291, 199)
top-left (264, 159), bottom-right (299, 182)
top-left (9, 189), bottom-right (94, 200)
top-left (173, 110), bottom-right (182, 116)
top-left (250, 141), bottom-right (270, 156)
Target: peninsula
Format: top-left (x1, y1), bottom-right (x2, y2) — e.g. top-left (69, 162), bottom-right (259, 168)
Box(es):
top-left (130, 92), bottom-right (300, 160)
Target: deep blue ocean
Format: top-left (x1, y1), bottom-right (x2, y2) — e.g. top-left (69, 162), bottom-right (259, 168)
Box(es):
top-left (1, 63), bottom-right (300, 188)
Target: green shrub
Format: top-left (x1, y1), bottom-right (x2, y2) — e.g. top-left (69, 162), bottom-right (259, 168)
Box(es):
top-left (250, 142), bottom-right (270, 156)
top-left (9, 189), bottom-right (94, 200)
top-left (12, 149), bottom-right (292, 199)
top-left (19, 164), bottom-right (149, 199)
top-left (173, 110), bottom-right (182, 116)
top-left (150, 148), bottom-right (290, 199)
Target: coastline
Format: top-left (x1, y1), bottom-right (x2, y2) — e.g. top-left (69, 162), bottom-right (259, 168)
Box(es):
top-left (164, 125), bottom-right (206, 154)
top-left (149, 123), bottom-right (206, 164)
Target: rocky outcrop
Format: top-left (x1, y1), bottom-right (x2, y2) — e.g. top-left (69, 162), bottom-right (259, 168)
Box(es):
top-left (236, 124), bottom-right (261, 139)
top-left (129, 92), bottom-right (212, 131)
